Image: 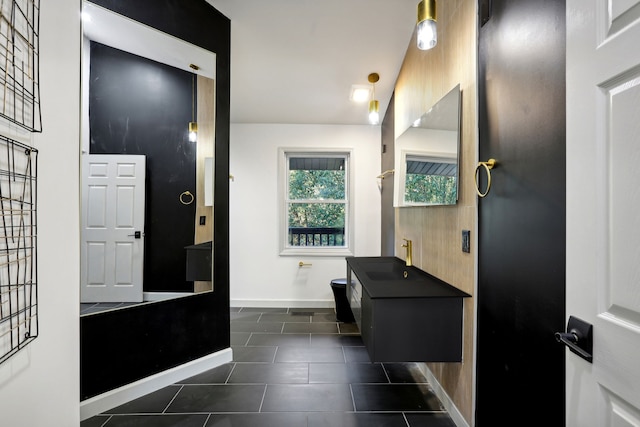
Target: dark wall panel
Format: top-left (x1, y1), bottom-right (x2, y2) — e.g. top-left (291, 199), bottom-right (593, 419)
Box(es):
top-left (89, 42), bottom-right (196, 292)
top-left (81, 0), bottom-right (230, 401)
top-left (476, 0), bottom-right (566, 425)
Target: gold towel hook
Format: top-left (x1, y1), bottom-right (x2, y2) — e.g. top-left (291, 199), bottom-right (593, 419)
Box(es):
top-left (377, 169), bottom-right (395, 179)
top-left (475, 159), bottom-right (497, 198)
top-left (179, 190), bottom-right (195, 205)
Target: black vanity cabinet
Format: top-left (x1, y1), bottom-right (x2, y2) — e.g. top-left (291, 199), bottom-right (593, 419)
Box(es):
top-left (346, 256), bottom-right (470, 362)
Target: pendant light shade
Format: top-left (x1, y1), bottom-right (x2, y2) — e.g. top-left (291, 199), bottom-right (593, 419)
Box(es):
top-left (368, 72), bottom-right (380, 125)
top-left (368, 100), bottom-right (380, 125)
top-left (417, 0), bottom-right (437, 50)
top-left (188, 121), bottom-right (198, 142)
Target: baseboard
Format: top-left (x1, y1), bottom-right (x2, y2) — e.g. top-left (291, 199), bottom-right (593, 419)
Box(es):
top-left (417, 363), bottom-right (470, 427)
top-left (230, 299), bottom-right (334, 308)
top-left (80, 348), bottom-right (233, 421)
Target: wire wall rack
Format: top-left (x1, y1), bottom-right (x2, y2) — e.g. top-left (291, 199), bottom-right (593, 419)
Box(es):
top-left (0, 0), bottom-right (41, 132)
top-left (0, 134), bottom-right (37, 364)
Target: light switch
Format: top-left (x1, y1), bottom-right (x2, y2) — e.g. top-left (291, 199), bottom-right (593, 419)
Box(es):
top-left (462, 230), bottom-right (470, 253)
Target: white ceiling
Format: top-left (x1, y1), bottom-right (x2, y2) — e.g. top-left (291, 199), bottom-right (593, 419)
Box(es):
top-left (207, 0), bottom-right (419, 125)
top-left (83, 1), bottom-right (217, 78)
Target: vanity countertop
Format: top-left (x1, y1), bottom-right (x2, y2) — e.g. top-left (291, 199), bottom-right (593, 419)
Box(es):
top-left (345, 256), bottom-right (470, 299)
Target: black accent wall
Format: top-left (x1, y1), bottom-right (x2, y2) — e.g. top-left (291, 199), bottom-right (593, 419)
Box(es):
top-left (81, 0), bottom-right (230, 400)
top-left (476, 0), bottom-right (566, 425)
top-left (89, 42), bottom-right (196, 292)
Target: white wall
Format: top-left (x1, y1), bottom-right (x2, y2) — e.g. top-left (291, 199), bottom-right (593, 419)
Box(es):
top-left (229, 124), bottom-right (381, 307)
top-left (0, 1), bottom-right (80, 425)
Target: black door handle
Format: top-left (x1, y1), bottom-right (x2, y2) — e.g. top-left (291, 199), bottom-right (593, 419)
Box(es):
top-left (127, 231), bottom-right (141, 239)
top-left (555, 316), bottom-right (593, 363)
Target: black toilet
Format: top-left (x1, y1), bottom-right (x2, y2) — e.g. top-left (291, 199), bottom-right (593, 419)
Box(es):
top-left (330, 278), bottom-right (355, 323)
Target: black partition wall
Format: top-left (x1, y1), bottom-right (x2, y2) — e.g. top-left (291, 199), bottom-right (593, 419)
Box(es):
top-left (89, 41), bottom-right (196, 293)
top-left (80, 0), bottom-right (230, 400)
top-left (476, 0), bottom-right (566, 425)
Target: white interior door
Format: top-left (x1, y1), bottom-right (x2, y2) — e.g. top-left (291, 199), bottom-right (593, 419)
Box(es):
top-left (81, 154), bottom-right (146, 303)
top-left (567, 1), bottom-right (640, 425)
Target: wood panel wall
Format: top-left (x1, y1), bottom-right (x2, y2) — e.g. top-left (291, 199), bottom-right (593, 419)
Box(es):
top-left (194, 75), bottom-right (215, 293)
top-left (394, 0), bottom-right (476, 422)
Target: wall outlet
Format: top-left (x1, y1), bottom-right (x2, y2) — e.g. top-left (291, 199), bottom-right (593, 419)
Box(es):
top-left (462, 230), bottom-right (470, 253)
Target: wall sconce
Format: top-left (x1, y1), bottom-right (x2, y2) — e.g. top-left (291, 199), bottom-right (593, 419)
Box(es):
top-left (368, 72), bottom-right (380, 125)
top-left (188, 63), bottom-right (199, 142)
top-left (417, 0), bottom-right (437, 50)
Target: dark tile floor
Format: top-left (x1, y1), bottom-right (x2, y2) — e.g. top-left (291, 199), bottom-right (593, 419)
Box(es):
top-left (81, 307), bottom-right (456, 427)
top-left (80, 302), bottom-right (142, 316)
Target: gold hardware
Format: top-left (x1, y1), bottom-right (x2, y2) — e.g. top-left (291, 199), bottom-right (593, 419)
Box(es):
top-left (377, 169), bottom-right (395, 179)
top-left (369, 99), bottom-right (379, 114)
top-left (179, 190), bottom-right (194, 205)
top-left (229, 174), bottom-right (235, 181)
top-left (401, 238), bottom-right (413, 267)
top-left (417, 0), bottom-right (436, 25)
top-left (298, 261), bottom-right (312, 267)
top-left (403, 271), bottom-right (408, 279)
top-left (475, 158), bottom-right (497, 198)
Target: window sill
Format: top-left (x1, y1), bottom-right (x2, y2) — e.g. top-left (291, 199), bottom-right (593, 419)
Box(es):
top-left (280, 247), bottom-right (354, 257)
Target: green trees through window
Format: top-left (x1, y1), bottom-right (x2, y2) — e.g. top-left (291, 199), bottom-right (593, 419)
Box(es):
top-left (286, 155), bottom-right (348, 247)
top-left (404, 173), bottom-right (457, 205)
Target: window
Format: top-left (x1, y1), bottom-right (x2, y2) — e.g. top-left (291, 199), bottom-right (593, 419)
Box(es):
top-left (402, 154), bottom-right (457, 205)
top-left (280, 149), bottom-right (353, 255)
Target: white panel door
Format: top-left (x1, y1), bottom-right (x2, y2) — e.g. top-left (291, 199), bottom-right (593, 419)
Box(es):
top-left (567, 0), bottom-right (640, 425)
top-left (81, 154), bottom-right (146, 303)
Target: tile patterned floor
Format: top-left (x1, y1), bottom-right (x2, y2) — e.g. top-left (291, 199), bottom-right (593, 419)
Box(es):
top-left (80, 302), bottom-right (141, 316)
top-left (81, 307), bottom-right (456, 427)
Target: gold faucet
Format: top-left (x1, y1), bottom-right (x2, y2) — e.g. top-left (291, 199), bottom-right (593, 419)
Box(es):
top-left (401, 238), bottom-right (413, 267)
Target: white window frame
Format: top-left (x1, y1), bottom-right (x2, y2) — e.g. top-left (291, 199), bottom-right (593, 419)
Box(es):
top-left (278, 147), bottom-right (354, 256)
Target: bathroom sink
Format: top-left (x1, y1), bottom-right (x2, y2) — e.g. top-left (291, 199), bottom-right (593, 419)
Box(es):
top-left (353, 257), bottom-right (425, 282)
top-left (365, 269), bottom-right (423, 281)
top-left (355, 258), bottom-right (405, 271)
top-left (347, 257), bottom-right (471, 297)
top-left (345, 256), bottom-right (471, 362)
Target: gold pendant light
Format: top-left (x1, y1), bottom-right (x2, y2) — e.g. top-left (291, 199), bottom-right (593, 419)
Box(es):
top-left (417, 0), bottom-right (437, 50)
top-left (188, 63), bottom-right (199, 142)
top-left (368, 72), bottom-right (380, 125)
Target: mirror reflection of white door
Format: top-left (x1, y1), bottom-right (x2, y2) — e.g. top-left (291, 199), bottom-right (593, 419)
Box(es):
top-left (81, 154), bottom-right (146, 303)
top-left (567, 0), bottom-right (640, 425)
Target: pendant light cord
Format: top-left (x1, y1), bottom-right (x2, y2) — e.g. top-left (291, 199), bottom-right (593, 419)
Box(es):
top-left (189, 64), bottom-right (200, 122)
top-left (191, 72), bottom-right (195, 122)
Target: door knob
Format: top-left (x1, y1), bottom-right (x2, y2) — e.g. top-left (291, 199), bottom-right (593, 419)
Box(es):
top-left (127, 231), bottom-right (142, 239)
top-left (555, 315), bottom-right (593, 363)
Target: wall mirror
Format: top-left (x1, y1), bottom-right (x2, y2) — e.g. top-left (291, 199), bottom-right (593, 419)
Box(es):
top-left (394, 84), bottom-right (461, 207)
top-left (80, 0), bottom-right (216, 315)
